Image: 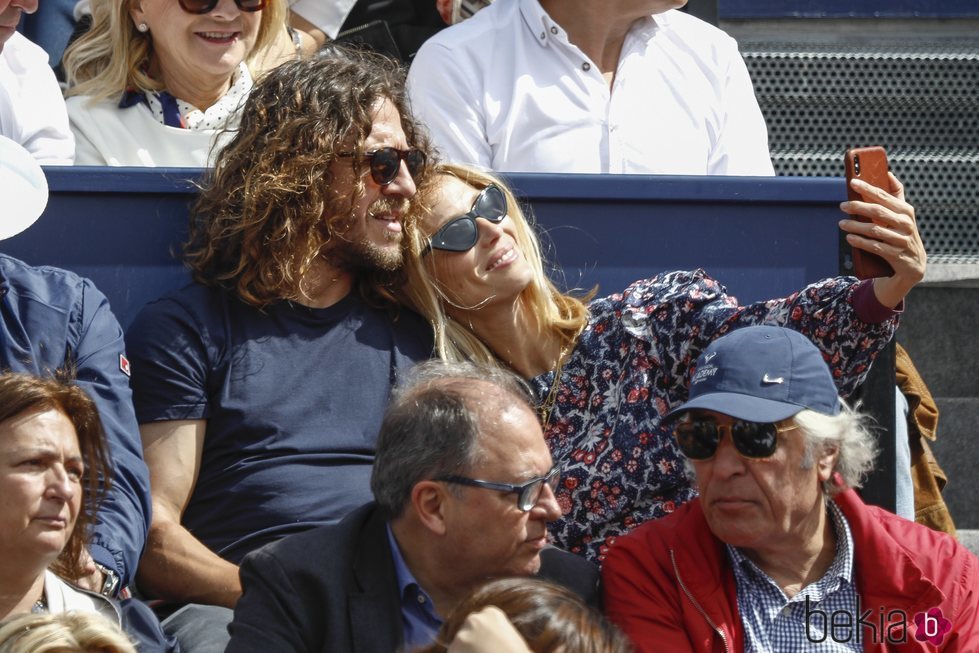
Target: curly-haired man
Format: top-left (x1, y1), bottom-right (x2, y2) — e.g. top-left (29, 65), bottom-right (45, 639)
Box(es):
top-left (125, 46), bottom-right (433, 651)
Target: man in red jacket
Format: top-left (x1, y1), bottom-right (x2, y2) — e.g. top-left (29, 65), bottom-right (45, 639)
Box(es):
top-left (603, 325), bottom-right (978, 652)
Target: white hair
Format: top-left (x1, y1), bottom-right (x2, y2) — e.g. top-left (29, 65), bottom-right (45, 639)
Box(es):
top-left (795, 399), bottom-right (879, 495)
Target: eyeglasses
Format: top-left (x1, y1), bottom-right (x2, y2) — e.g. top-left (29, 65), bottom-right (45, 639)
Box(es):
top-left (673, 416), bottom-right (800, 460)
top-left (436, 464), bottom-right (560, 512)
top-left (177, 0), bottom-right (265, 14)
top-left (423, 184), bottom-right (507, 255)
top-left (336, 147), bottom-right (426, 186)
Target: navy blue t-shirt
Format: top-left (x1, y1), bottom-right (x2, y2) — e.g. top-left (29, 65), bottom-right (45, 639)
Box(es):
top-left (126, 283), bottom-right (432, 563)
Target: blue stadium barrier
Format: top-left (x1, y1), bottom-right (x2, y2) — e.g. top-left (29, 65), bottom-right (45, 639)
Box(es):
top-left (2, 167), bottom-right (896, 510)
top-left (7, 167), bottom-right (848, 328)
top-left (719, 0), bottom-right (979, 19)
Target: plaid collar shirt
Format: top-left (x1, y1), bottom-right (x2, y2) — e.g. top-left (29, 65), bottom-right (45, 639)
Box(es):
top-left (728, 501), bottom-right (862, 652)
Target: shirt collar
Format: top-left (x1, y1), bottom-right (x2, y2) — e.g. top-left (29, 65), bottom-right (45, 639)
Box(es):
top-left (117, 62), bottom-right (252, 130)
top-left (519, 0), bottom-right (666, 49)
top-left (519, 0), bottom-right (561, 49)
top-left (824, 499), bottom-right (855, 585)
top-left (385, 522), bottom-right (435, 604)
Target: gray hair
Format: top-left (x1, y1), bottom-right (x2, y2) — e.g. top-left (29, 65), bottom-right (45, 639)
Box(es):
top-left (796, 399), bottom-right (879, 495)
top-left (371, 360), bottom-right (536, 516)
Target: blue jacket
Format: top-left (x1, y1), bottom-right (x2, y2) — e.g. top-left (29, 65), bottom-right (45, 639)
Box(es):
top-left (0, 254), bottom-right (151, 590)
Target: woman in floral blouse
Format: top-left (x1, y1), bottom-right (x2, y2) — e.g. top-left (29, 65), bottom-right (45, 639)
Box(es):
top-left (401, 163), bottom-right (926, 565)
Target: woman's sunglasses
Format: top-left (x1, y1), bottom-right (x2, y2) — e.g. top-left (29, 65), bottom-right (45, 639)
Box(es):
top-left (177, 0), bottom-right (265, 14)
top-left (423, 184), bottom-right (507, 255)
top-left (337, 147), bottom-right (426, 186)
top-left (673, 416), bottom-right (800, 460)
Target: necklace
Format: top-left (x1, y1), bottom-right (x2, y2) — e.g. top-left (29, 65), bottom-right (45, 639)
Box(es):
top-left (538, 325), bottom-right (585, 428)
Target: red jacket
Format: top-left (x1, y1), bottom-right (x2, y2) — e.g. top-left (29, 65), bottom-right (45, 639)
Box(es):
top-left (603, 489), bottom-right (979, 652)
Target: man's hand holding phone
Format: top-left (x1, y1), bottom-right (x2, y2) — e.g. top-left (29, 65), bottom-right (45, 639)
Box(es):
top-left (839, 155), bottom-right (927, 309)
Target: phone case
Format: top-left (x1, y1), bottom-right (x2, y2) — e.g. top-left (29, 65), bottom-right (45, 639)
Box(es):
top-left (844, 147), bottom-right (895, 279)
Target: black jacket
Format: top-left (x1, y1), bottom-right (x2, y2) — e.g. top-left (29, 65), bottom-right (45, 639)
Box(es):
top-left (226, 502), bottom-right (600, 652)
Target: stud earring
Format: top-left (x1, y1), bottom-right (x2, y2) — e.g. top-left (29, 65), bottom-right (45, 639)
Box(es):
top-left (137, 22), bottom-right (149, 32)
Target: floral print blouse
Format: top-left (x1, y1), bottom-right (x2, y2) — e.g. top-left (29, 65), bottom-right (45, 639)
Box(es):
top-left (529, 269), bottom-right (897, 565)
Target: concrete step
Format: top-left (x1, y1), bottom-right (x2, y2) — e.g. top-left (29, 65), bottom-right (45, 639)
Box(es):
top-left (898, 285), bottom-right (979, 531)
top-left (959, 530), bottom-right (979, 558)
top-left (898, 286), bottom-right (979, 395)
top-left (926, 398), bottom-right (979, 531)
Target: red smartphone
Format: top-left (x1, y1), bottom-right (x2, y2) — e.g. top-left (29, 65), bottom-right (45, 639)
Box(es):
top-left (844, 147), bottom-right (895, 279)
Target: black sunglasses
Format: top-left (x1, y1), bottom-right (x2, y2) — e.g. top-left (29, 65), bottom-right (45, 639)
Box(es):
top-left (436, 465), bottom-right (560, 512)
top-left (337, 147), bottom-right (426, 186)
top-left (177, 0), bottom-right (265, 14)
top-left (423, 184), bottom-right (507, 255)
top-left (673, 416), bottom-right (800, 460)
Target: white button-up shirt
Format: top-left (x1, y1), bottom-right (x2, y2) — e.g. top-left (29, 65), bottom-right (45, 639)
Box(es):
top-left (0, 33), bottom-right (74, 165)
top-left (408, 0), bottom-right (774, 176)
top-left (289, 0), bottom-right (357, 38)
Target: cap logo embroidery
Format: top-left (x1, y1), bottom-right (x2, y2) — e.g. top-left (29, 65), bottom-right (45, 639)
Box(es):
top-left (692, 364), bottom-right (718, 385)
top-left (762, 373), bottom-right (784, 384)
top-left (703, 352), bottom-right (717, 363)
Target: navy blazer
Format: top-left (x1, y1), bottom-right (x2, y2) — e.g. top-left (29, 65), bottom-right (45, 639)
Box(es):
top-left (226, 502), bottom-right (600, 653)
top-left (0, 254), bottom-right (151, 588)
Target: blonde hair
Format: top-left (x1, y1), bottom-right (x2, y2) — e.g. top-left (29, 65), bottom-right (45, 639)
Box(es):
top-left (402, 163), bottom-right (590, 366)
top-left (63, 0), bottom-right (286, 102)
top-left (0, 612), bottom-right (136, 653)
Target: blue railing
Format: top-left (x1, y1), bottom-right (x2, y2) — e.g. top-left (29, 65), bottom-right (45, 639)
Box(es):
top-left (719, 0), bottom-right (979, 19)
top-left (8, 168), bottom-right (845, 328)
top-left (2, 167), bottom-right (897, 510)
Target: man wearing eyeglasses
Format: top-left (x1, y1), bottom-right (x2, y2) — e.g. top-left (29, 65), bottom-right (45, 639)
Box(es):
top-left (125, 47), bottom-right (433, 652)
top-left (225, 360), bottom-right (599, 653)
top-left (602, 326), bottom-right (978, 652)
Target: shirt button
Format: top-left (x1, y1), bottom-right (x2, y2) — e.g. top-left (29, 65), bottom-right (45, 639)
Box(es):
top-left (781, 605), bottom-right (792, 616)
top-left (582, 62), bottom-right (591, 71)
top-left (417, 595), bottom-right (426, 604)
top-left (540, 31), bottom-right (546, 40)
top-left (550, 26), bottom-right (558, 34)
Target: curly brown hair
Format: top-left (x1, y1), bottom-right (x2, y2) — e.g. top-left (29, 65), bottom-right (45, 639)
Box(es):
top-left (0, 371), bottom-right (112, 582)
top-left (184, 43), bottom-right (430, 308)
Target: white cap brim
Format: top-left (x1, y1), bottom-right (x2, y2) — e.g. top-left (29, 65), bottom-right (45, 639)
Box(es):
top-left (0, 136), bottom-right (48, 240)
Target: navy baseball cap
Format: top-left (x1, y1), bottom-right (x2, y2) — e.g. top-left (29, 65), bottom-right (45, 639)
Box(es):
top-left (665, 326), bottom-right (841, 423)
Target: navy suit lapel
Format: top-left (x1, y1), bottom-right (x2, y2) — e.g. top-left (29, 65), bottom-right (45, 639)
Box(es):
top-left (349, 507), bottom-right (403, 653)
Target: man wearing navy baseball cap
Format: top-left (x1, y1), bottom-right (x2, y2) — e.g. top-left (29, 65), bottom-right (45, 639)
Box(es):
top-left (602, 326), bottom-right (978, 652)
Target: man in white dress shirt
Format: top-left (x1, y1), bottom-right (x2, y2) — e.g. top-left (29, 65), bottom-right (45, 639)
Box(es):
top-left (407, 0), bottom-right (773, 176)
top-left (0, 0), bottom-right (74, 164)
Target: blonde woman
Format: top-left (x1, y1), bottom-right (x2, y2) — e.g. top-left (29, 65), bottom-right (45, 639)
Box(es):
top-left (401, 163), bottom-right (925, 564)
top-left (62, 0), bottom-right (288, 166)
top-left (0, 612), bottom-right (136, 653)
